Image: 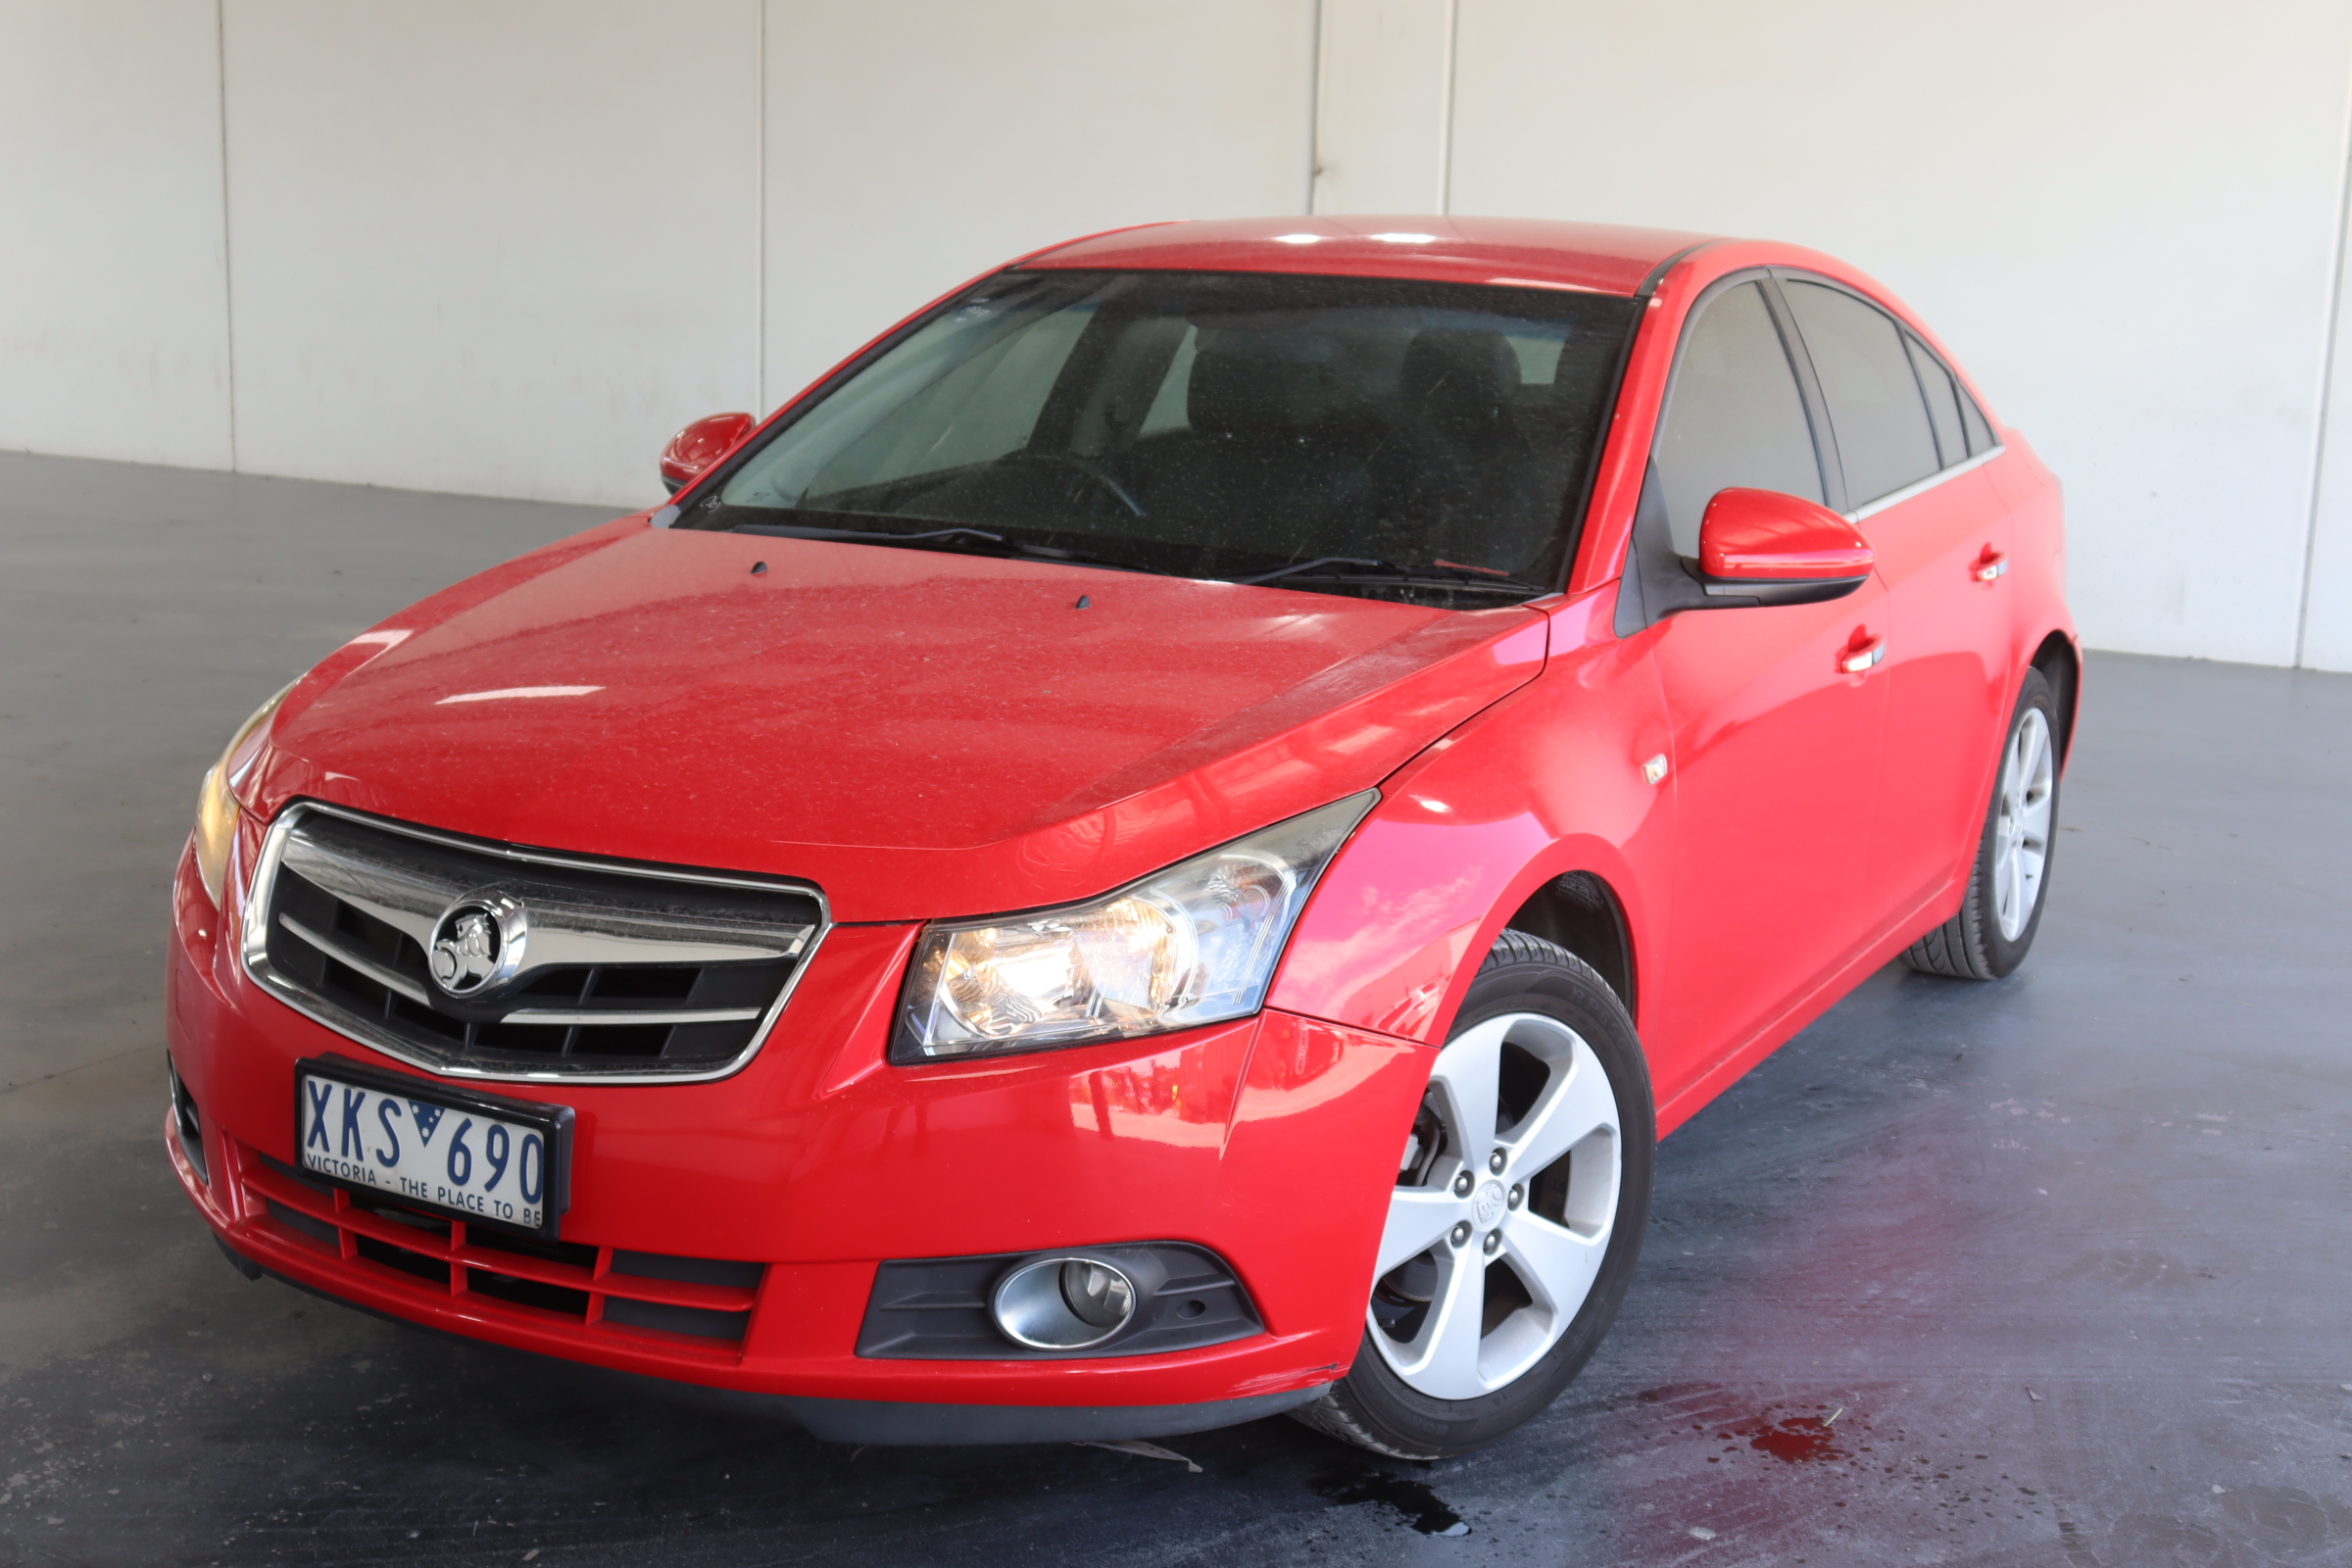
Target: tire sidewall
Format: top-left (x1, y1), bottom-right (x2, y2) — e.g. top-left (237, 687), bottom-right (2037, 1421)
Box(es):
top-left (1334, 941), bottom-right (1656, 1457)
top-left (1976, 667), bottom-right (2060, 977)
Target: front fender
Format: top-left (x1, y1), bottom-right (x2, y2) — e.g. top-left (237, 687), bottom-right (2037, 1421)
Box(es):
top-left (1268, 589), bottom-right (1677, 1049)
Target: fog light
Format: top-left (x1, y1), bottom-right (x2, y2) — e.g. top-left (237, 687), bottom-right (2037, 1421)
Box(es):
top-left (991, 1255), bottom-right (1139, 1349)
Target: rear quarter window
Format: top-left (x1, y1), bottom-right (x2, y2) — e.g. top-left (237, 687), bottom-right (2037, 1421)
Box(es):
top-left (1905, 333), bottom-right (1968, 469)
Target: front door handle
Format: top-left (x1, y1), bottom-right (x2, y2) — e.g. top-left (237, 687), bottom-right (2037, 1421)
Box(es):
top-left (1839, 632), bottom-right (1886, 674)
top-left (1973, 548), bottom-right (2009, 583)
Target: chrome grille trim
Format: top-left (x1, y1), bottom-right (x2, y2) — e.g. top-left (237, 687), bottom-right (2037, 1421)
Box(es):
top-left (241, 801), bottom-right (832, 1085)
top-left (502, 1006), bottom-right (766, 1026)
top-left (276, 912), bottom-right (434, 1004)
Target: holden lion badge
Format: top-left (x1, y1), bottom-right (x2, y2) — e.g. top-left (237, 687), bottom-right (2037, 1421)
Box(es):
top-left (427, 892), bottom-right (527, 997)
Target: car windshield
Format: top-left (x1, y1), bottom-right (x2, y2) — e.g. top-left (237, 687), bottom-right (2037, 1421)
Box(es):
top-left (687, 269), bottom-right (1641, 605)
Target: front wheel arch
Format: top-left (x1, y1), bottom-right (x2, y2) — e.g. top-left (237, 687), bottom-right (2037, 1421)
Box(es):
top-left (1502, 869), bottom-right (1638, 1025)
top-left (1292, 932), bottom-right (1656, 1459)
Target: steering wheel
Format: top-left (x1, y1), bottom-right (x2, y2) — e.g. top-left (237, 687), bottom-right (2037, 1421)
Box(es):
top-left (1002, 449), bottom-right (1145, 516)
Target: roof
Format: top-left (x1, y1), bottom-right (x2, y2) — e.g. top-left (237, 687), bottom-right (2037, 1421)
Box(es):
top-left (1021, 215), bottom-right (1719, 297)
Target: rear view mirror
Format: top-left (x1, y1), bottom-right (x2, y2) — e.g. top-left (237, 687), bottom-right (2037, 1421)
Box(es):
top-left (659, 412), bottom-right (757, 496)
top-left (1696, 487), bottom-right (1874, 606)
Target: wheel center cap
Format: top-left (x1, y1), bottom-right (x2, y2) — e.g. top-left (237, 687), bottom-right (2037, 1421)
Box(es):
top-left (1472, 1179), bottom-right (1507, 1228)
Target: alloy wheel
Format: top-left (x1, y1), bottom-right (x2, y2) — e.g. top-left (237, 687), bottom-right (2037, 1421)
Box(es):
top-left (1992, 707), bottom-right (2055, 942)
top-left (1369, 1011), bottom-right (1621, 1399)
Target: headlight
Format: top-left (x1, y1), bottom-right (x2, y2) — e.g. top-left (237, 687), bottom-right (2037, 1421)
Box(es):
top-left (191, 679), bottom-right (298, 907)
top-left (892, 790), bottom-right (1377, 1062)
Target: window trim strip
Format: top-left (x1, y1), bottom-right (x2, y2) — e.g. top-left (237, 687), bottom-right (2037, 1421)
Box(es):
top-left (1845, 442), bottom-right (2006, 525)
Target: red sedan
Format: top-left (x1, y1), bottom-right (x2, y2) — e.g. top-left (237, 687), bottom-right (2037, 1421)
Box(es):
top-left (166, 217), bottom-right (2074, 1459)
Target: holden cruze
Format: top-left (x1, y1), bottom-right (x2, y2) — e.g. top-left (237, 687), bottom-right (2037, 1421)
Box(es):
top-left (165, 216), bottom-right (2075, 1459)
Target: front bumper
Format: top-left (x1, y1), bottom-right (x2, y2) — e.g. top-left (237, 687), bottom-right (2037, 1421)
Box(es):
top-left (167, 835), bottom-right (1426, 1429)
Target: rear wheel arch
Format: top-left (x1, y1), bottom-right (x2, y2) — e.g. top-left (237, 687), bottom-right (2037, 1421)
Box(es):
top-left (2029, 631), bottom-right (2080, 764)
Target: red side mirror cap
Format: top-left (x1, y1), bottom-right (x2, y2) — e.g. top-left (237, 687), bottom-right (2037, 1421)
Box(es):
top-left (1697, 488), bottom-right (1874, 606)
top-left (659, 412), bottom-right (757, 496)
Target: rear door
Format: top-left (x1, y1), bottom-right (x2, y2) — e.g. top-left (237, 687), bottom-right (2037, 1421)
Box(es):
top-left (1616, 276), bottom-right (1891, 1102)
top-left (1779, 277), bottom-right (2015, 916)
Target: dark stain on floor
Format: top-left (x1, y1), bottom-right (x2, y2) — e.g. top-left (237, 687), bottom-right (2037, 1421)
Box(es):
top-left (1734, 1405), bottom-right (1848, 1463)
top-left (1312, 1466), bottom-right (1472, 1536)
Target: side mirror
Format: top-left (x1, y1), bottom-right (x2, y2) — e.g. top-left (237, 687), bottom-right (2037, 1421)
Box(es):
top-left (659, 412), bottom-right (757, 496)
top-left (1696, 487), bottom-right (1874, 606)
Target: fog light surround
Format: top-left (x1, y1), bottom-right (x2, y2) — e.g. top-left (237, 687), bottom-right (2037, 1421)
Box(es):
top-left (858, 1242), bottom-right (1261, 1360)
top-left (992, 1254), bottom-right (1155, 1349)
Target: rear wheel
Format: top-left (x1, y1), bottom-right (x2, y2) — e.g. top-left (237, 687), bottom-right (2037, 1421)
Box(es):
top-left (1292, 933), bottom-right (1654, 1459)
top-left (1904, 667), bottom-right (2060, 980)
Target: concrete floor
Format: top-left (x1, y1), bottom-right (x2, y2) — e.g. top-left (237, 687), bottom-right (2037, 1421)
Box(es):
top-left (3, 449), bottom-right (2349, 1567)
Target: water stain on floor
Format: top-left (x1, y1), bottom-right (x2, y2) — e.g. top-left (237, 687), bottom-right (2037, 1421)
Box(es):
top-left (1311, 1466), bottom-right (1472, 1536)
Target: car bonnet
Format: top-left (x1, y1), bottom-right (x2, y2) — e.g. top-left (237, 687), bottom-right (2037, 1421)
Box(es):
top-left (244, 518), bottom-right (1549, 922)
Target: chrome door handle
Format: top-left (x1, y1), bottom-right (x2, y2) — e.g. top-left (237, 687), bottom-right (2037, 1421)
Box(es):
top-left (1839, 635), bottom-right (1886, 674)
top-left (1973, 552), bottom-right (2009, 582)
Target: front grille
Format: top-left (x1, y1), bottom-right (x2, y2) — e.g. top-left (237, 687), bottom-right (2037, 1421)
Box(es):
top-left (241, 1145), bottom-right (762, 1353)
top-left (245, 803), bottom-right (825, 1080)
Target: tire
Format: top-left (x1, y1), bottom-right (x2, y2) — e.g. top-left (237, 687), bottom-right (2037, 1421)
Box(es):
top-left (1903, 666), bottom-right (2061, 980)
top-left (1290, 932), bottom-right (1655, 1459)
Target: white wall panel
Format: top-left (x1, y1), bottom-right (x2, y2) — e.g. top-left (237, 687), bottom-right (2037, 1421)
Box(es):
top-left (0, 0), bottom-right (231, 468)
top-left (220, 0), bottom-right (759, 508)
top-left (761, 0), bottom-right (1316, 414)
top-left (1311, 0), bottom-right (1453, 215)
top-left (6, 0), bottom-right (2352, 666)
top-left (1448, 0), bottom-right (2352, 665)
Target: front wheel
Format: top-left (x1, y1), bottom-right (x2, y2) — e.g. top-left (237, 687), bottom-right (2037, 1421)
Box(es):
top-left (1291, 933), bottom-right (1655, 1459)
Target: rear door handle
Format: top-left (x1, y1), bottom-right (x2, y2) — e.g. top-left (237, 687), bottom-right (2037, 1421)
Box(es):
top-left (1973, 549), bottom-right (2009, 583)
top-left (1839, 633), bottom-right (1886, 674)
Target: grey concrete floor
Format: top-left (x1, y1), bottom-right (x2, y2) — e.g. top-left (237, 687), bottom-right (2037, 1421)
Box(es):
top-left (3, 449), bottom-right (2349, 1567)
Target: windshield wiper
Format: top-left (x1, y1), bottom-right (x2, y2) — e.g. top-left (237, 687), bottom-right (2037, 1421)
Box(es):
top-left (1237, 557), bottom-right (1552, 595)
top-left (732, 521), bottom-right (1007, 548)
top-left (727, 519), bottom-right (1169, 576)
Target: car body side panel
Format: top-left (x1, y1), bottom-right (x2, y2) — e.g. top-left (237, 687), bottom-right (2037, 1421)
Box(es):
top-left (1984, 431), bottom-right (2080, 753)
top-left (1863, 468), bottom-right (2017, 914)
top-left (1641, 572), bottom-right (1894, 1107)
top-left (1268, 586), bottom-right (1680, 1051)
top-left (1280, 237), bottom-right (2078, 1141)
top-left (1652, 885), bottom-right (1955, 1136)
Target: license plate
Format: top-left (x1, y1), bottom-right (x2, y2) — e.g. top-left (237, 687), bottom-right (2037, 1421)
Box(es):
top-left (294, 1056), bottom-right (573, 1241)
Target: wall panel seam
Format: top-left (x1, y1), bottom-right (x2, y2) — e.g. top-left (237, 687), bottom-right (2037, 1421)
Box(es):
top-left (2296, 34), bottom-right (2352, 666)
top-left (1437, 0), bottom-right (1459, 214)
top-left (1305, 0), bottom-right (1324, 213)
top-left (756, 0), bottom-right (767, 414)
top-left (215, 0), bottom-right (239, 470)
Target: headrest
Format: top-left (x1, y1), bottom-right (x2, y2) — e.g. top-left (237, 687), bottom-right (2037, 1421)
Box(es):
top-left (1398, 328), bottom-right (1520, 428)
top-left (1187, 327), bottom-right (1345, 436)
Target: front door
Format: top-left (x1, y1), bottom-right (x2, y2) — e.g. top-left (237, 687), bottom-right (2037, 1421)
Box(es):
top-left (1616, 276), bottom-right (1891, 1106)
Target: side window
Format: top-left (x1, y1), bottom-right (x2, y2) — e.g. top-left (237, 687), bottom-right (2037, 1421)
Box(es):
top-left (1784, 280), bottom-right (1939, 507)
top-left (1652, 281), bottom-right (1823, 556)
top-left (1904, 334), bottom-right (1966, 468)
top-left (1958, 379), bottom-right (1995, 455)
